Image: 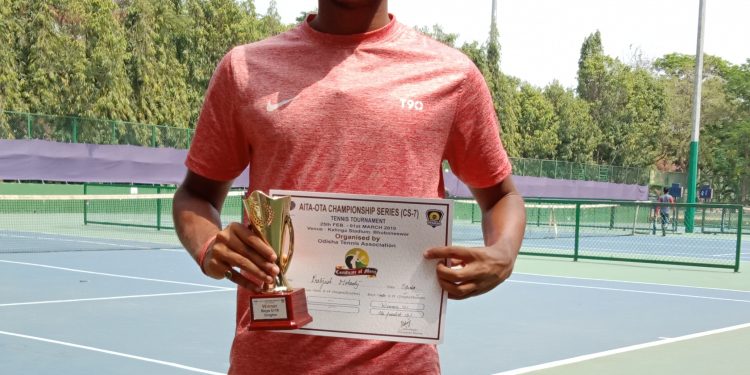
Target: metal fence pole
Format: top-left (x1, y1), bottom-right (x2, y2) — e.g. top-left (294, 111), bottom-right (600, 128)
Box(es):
top-left (26, 113), bottom-right (31, 139)
top-left (573, 203), bottom-right (581, 262)
top-left (72, 118), bottom-right (78, 143)
top-left (156, 185), bottom-right (162, 231)
top-left (83, 183), bottom-right (88, 225)
top-left (735, 207), bottom-right (743, 272)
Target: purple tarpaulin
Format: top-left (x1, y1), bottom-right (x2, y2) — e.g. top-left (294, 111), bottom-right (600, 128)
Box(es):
top-left (1, 140), bottom-right (648, 200)
top-left (444, 170), bottom-right (648, 201)
top-left (0, 139), bottom-right (249, 187)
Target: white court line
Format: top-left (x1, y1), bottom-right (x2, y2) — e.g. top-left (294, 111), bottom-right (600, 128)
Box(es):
top-left (508, 280), bottom-right (750, 303)
top-left (0, 260), bottom-right (232, 290)
top-left (0, 330), bottom-right (224, 375)
top-left (514, 272), bottom-right (750, 294)
top-left (0, 233), bottom-right (150, 249)
top-left (0, 289), bottom-right (232, 307)
top-left (494, 322), bottom-right (750, 375)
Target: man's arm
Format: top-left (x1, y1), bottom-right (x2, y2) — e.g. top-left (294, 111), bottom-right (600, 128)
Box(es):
top-left (424, 176), bottom-right (525, 299)
top-left (172, 171), bottom-right (279, 290)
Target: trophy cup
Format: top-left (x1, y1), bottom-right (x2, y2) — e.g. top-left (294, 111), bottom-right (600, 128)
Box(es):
top-left (244, 191), bottom-right (312, 330)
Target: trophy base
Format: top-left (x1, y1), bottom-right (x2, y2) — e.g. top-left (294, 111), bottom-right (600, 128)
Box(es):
top-left (248, 288), bottom-right (313, 331)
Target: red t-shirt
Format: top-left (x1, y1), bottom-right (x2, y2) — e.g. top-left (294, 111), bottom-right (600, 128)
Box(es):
top-left (187, 14), bottom-right (511, 375)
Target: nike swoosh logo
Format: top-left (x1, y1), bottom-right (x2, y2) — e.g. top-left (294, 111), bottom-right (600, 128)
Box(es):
top-left (266, 97), bottom-right (295, 112)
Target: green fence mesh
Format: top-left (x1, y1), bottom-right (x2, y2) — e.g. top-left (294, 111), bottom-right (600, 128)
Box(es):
top-left (0, 111), bottom-right (194, 149)
top-left (0, 192), bottom-right (243, 253)
top-left (453, 199), bottom-right (744, 271)
top-left (509, 158), bottom-right (650, 185)
top-left (3, 111), bottom-right (659, 185)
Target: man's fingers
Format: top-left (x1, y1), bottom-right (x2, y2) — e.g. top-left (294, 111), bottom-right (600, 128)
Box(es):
top-left (228, 223), bottom-right (278, 262)
top-left (436, 278), bottom-right (478, 300)
top-left (435, 262), bottom-right (472, 283)
top-left (423, 246), bottom-right (474, 261)
top-left (222, 266), bottom-right (261, 291)
top-left (223, 247), bottom-right (275, 284)
top-left (219, 232), bottom-right (279, 277)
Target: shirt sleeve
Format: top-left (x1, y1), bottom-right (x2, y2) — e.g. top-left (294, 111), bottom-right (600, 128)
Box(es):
top-left (443, 64), bottom-right (512, 189)
top-left (186, 49), bottom-right (251, 182)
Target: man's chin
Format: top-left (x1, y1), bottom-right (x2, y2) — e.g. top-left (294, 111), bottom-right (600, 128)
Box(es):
top-left (329, 0), bottom-right (383, 10)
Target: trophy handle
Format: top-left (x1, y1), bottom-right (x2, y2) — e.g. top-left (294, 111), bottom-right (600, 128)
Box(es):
top-left (280, 215), bottom-right (294, 275)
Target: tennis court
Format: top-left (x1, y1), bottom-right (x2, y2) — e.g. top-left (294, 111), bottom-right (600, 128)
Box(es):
top-left (0, 194), bottom-right (748, 374)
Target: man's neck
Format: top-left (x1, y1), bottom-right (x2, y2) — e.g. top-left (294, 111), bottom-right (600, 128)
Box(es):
top-left (310, 0), bottom-right (389, 35)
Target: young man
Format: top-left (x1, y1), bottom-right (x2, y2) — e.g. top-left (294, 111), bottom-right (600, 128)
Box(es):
top-left (655, 187), bottom-right (675, 236)
top-left (172, 0), bottom-right (526, 373)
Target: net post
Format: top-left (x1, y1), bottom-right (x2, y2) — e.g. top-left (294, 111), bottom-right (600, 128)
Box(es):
top-left (536, 205), bottom-right (541, 227)
top-left (573, 202), bottom-right (581, 262)
top-left (735, 206), bottom-right (743, 272)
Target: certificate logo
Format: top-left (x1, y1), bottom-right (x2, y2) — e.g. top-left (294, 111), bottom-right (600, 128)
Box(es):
top-left (426, 209), bottom-right (444, 228)
top-left (334, 248), bottom-right (378, 277)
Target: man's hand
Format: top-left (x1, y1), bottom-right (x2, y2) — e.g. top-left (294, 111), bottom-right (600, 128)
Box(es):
top-left (201, 222), bottom-right (280, 291)
top-left (426, 175), bottom-right (525, 300)
top-left (424, 243), bottom-right (516, 300)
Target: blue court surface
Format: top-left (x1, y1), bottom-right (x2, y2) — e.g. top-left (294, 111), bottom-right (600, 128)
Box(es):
top-left (1, 247), bottom-right (748, 374)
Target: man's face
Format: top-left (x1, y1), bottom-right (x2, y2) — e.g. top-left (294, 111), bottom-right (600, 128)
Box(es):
top-left (327, 0), bottom-right (384, 10)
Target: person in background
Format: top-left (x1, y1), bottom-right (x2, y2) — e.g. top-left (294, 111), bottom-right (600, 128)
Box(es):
top-left (655, 187), bottom-right (675, 236)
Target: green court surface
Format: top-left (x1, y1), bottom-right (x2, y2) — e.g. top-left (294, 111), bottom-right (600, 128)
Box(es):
top-left (518, 324), bottom-right (750, 375)
top-left (500, 257), bottom-right (750, 375)
top-left (514, 257), bottom-right (750, 291)
top-left (0, 189), bottom-right (747, 374)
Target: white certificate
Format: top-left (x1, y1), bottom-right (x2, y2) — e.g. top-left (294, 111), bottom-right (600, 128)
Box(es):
top-left (270, 190), bottom-right (452, 344)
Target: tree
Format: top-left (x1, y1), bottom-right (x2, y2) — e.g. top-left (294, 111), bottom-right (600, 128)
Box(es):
top-left (576, 31), bottom-right (667, 167)
top-left (20, 0), bottom-right (88, 117)
top-left (80, 0), bottom-right (134, 123)
top-left (544, 81), bottom-right (599, 162)
top-left (0, 0), bottom-right (27, 138)
top-left (0, 0), bottom-right (25, 112)
top-left (259, 0), bottom-right (288, 36)
top-left (516, 84), bottom-right (559, 159)
top-left (708, 60), bottom-right (750, 203)
top-left (180, 0), bottom-right (261, 126)
top-left (418, 25), bottom-right (458, 47)
top-left (653, 53), bottom-right (733, 171)
top-left (577, 31), bottom-right (605, 102)
top-left (125, 0), bottom-right (190, 131)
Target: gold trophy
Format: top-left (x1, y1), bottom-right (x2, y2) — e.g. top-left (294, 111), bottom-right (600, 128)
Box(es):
top-left (244, 191), bottom-right (312, 330)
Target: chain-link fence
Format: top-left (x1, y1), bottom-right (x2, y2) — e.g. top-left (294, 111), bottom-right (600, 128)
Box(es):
top-left (3, 112), bottom-right (675, 187)
top-left (509, 158), bottom-right (650, 185)
top-left (453, 198), bottom-right (744, 271)
top-left (0, 111), bottom-right (194, 149)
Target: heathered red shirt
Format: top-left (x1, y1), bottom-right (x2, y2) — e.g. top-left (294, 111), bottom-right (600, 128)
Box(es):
top-left (187, 14), bottom-right (511, 375)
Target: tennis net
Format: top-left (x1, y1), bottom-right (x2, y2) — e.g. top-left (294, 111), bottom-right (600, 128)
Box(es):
top-left (453, 199), bottom-right (646, 239)
top-left (452, 198), bottom-right (744, 271)
top-left (0, 192), bottom-right (244, 253)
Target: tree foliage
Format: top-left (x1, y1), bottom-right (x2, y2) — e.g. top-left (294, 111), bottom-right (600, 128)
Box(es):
top-left (0, 5), bottom-right (747, 203)
top-left (0, 0), bottom-right (285, 131)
